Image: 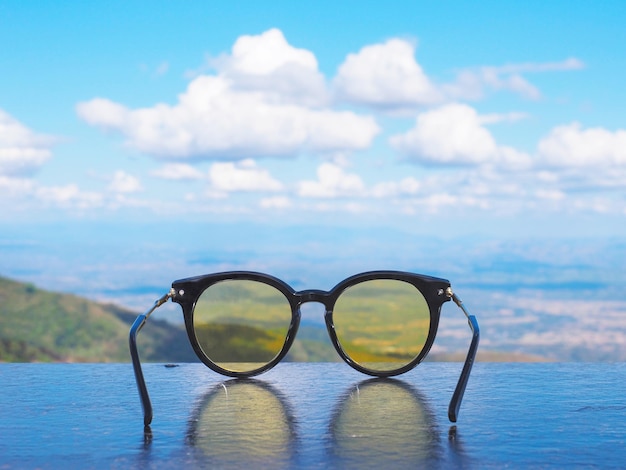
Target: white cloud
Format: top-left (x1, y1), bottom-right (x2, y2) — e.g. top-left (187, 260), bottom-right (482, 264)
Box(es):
top-left (214, 28), bottom-right (328, 107)
top-left (300, 200), bottom-right (369, 214)
top-left (108, 171), bottom-right (143, 193)
top-left (151, 163), bottom-right (205, 180)
top-left (297, 162), bottom-right (366, 198)
top-left (260, 196), bottom-right (292, 209)
top-left (36, 184), bottom-right (104, 209)
top-left (331, 43), bottom-right (583, 108)
top-left (479, 112), bottom-right (529, 124)
top-left (208, 159), bottom-right (284, 193)
top-left (0, 172), bottom-right (106, 214)
top-left (445, 58), bottom-right (585, 101)
top-left (333, 38), bottom-right (442, 108)
top-left (36, 184), bottom-right (81, 203)
top-left (535, 189), bottom-right (566, 201)
top-left (479, 69), bottom-right (541, 100)
top-left (76, 98), bottom-right (128, 130)
top-left (0, 148), bottom-right (50, 176)
top-left (77, 30), bottom-right (378, 160)
top-left (390, 103), bottom-right (497, 164)
top-left (371, 177), bottom-right (421, 198)
top-left (0, 109), bottom-right (55, 176)
top-left (227, 28), bottom-right (317, 75)
top-left (538, 122), bottom-right (626, 167)
top-left (390, 103), bottom-right (532, 169)
top-left (396, 192), bottom-right (490, 215)
top-left (77, 75), bottom-right (378, 159)
top-left (0, 175), bottom-right (35, 195)
top-left (491, 57), bottom-right (585, 74)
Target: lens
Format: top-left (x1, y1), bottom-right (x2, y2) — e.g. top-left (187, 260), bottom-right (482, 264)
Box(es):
top-left (192, 280), bottom-right (293, 373)
top-left (332, 279), bottom-right (430, 373)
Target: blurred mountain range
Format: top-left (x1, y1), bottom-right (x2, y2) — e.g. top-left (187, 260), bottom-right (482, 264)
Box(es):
top-left (1, 222), bottom-right (625, 362)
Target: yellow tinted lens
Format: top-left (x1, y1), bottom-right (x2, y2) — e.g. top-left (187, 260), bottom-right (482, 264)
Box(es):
top-left (193, 280), bottom-right (292, 373)
top-left (333, 279), bottom-right (430, 372)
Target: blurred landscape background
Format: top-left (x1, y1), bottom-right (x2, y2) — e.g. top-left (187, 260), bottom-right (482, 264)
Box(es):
top-left (1, 2), bottom-right (625, 362)
top-left (2, 222), bottom-right (625, 362)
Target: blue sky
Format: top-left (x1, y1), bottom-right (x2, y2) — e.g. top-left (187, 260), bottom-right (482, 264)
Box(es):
top-left (2, 1), bottom-right (626, 359)
top-left (2, 0), bottom-right (625, 237)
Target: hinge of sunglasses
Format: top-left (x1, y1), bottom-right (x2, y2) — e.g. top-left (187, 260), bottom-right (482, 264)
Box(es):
top-left (144, 288), bottom-right (176, 321)
top-left (446, 287), bottom-right (470, 320)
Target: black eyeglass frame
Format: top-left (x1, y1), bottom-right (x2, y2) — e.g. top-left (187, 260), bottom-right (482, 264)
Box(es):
top-left (129, 270), bottom-right (479, 427)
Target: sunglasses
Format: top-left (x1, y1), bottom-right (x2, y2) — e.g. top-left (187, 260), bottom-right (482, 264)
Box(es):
top-left (129, 270), bottom-right (479, 427)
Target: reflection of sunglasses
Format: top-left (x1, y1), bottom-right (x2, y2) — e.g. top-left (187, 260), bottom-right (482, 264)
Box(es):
top-left (186, 379), bottom-right (442, 467)
top-left (187, 380), bottom-right (297, 465)
top-left (130, 271), bottom-right (480, 426)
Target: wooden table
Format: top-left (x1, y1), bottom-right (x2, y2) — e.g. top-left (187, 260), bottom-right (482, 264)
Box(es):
top-left (1, 362), bottom-right (625, 468)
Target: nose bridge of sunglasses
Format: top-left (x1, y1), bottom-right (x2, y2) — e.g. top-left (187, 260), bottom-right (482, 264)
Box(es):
top-left (294, 289), bottom-right (334, 326)
top-left (292, 298), bottom-right (338, 356)
top-left (296, 289), bottom-right (331, 305)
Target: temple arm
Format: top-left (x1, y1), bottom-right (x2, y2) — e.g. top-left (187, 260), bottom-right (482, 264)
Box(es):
top-left (447, 290), bottom-right (480, 423)
top-left (129, 289), bottom-right (174, 427)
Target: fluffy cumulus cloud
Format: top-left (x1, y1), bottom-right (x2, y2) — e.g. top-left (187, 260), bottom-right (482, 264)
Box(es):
top-left (108, 171), bottom-right (143, 193)
top-left (537, 122), bottom-right (626, 167)
top-left (208, 159), bottom-right (284, 193)
top-left (214, 28), bottom-right (328, 107)
top-left (76, 29), bottom-right (379, 161)
top-left (333, 38), bottom-right (442, 108)
top-left (0, 109), bottom-right (54, 176)
top-left (77, 78), bottom-right (378, 160)
top-left (389, 103), bottom-right (531, 168)
top-left (297, 162), bottom-right (366, 198)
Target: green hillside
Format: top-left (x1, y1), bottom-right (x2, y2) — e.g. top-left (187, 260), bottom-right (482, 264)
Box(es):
top-left (0, 276), bottom-right (196, 363)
